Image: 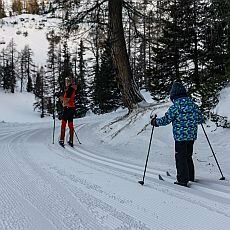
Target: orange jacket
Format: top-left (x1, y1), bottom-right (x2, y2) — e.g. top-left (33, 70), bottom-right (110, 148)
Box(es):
top-left (63, 85), bottom-right (76, 108)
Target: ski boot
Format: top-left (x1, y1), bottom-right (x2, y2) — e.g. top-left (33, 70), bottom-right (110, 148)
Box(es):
top-left (67, 141), bottom-right (74, 147)
top-left (59, 140), bottom-right (65, 148)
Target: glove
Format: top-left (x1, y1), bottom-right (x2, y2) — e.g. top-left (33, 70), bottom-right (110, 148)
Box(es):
top-left (150, 114), bottom-right (158, 126)
top-left (151, 118), bottom-right (157, 126)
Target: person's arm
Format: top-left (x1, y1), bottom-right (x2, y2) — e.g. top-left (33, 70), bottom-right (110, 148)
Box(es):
top-left (72, 84), bottom-right (77, 91)
top-left (63, 85), bottom-right (76, 107)
top-left (155, 105), bottom-right (176, 126)
top-left (62, 98), bottom-right (70, 107)
top-left (59, 96), bottom-right (63, 102)
top-left (59, 96), bottom-right (69, 107)
top-left (196, 105), bottom-right (205, 124)
top-left (59, 87), bottom-right (72, 107)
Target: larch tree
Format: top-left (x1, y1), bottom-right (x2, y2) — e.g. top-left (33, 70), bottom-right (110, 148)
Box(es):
top-left (108, 0), bottom-right (144, 111)
top-left (0, 0), bottom-right (6, 18)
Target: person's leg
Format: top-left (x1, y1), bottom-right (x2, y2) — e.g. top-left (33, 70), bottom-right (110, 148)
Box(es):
top-left (59, 109), bottom-right (68, 145)
top-left (175, 141), bottom-right (189, 185)
top-left (187, 140), bottom-right (195, 181)
top-left (68, 121), bottom-right (74, 145)
top-left (67, 108), bottom-right (74, 146)
top-left (60, 119), bottom-right (67, 145)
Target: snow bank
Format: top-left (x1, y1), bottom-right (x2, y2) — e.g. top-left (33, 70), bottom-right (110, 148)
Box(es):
top-left (212, 87), bottom-right (230, 121)
top-left (0, 90), bottom-right (48, 123)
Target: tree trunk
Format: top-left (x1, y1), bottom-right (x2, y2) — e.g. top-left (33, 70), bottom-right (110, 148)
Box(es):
top-left (108, 0), bottom-right (144, 112)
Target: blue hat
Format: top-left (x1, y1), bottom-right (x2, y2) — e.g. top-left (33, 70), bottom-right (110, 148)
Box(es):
top-left (170, 81), bottom-right (187, 101)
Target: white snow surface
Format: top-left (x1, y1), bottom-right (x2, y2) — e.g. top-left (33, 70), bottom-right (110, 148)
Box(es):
top-left (1, 89), bottom-right (230, 230)
top-left (213, 86), bottom-right (230, 122)
top-left (0, 14), bottom-right (61, 66)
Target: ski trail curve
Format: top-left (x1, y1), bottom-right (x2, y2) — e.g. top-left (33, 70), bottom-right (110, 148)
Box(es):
top-left (1, 121), bottom-right (230, 230)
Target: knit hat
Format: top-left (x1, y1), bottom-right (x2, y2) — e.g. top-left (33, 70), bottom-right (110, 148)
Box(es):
top-left (170, 81), bottom-right (187, 101)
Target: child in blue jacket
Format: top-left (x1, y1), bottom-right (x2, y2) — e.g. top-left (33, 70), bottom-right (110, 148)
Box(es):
top-left (151, 81), bottom-right (203, 187)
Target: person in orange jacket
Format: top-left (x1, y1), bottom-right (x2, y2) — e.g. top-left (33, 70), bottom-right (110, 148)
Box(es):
top-left (59, 77), bottom-right (77, 147)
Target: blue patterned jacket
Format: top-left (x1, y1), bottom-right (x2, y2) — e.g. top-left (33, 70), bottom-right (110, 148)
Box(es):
top-left (155, 97), bottom-right (203, 141)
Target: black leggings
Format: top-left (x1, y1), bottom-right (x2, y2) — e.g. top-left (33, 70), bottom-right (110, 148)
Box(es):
top-left (62, 107), bottom-right (75, 122)
top-left (175, 141), bottom-right (195, 183)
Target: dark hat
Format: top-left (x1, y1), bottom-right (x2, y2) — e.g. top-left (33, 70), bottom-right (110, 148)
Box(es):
top-left (170, 81), bottom-right (187, 101)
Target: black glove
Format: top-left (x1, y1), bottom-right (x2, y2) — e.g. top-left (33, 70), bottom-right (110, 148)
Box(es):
top-left (150, 114), bottom-right (158, 126)
top-left (151, 118), bottom-right (157, 126)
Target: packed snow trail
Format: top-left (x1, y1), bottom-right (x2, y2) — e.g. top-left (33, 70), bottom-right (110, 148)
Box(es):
top-left (0, 118), bottom-right (230, 230)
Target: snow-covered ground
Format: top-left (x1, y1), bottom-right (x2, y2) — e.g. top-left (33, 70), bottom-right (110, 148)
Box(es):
top-left (213, 87), bottom-right (230, 122)
top-left (1, 89), bottom-right (230, 229)
top-left (0, 14), bottom-right (61, 66)
top-left (0, 12), bottom-right (98, 72)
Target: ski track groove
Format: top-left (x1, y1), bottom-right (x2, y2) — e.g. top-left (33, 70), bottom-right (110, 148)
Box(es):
top-left (162, 173), bottom-right (230, 199)
top-left (0, 178), bottom-right (30, 230)
top-left (1, 123), bottom-right (230, 229)
top-left (0, 126), bottom-right (105, 230)
top-left (60, 141), bottom-right (230, 206)
top-left (55, 144), bottom-right (230, 217)
top-left (51, 144), bottom-right (230, 230)
top-left (48, 164), bottom-right (157, 230)
top-left (49, 143), bottom-right (158, 229)
top-left (0, 130), bottom-right (57, 230)
top-left (2, 129), bottom-right (65, 229)
top-left (49, 149), bottom-right (178, 230)
top-left (17, 126), bottom-right (159, 230)
top-left (47, 139), bottom-right (230, 230)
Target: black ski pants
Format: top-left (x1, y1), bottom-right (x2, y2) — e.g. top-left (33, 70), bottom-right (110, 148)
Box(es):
top-left (175, 140), bottom-right (195, 184)
top-left (62, 107), bottom-right (75, 122)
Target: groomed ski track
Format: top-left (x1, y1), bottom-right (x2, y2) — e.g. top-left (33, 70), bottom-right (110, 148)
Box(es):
top-left (0, 119), bottom-right (230, 230)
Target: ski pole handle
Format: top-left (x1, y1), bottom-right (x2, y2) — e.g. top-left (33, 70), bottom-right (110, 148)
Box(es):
top-left (150, 113), bottom-right (157, 119)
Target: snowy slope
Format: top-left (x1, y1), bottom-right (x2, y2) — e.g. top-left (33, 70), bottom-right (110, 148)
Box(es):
top-left (0, 90), bottom-right (230, 229)
top-left (0, 14), bottom-right (61, 66)
top-left (213, 87), bottom-right (230, 122)
top-left (0, 91), bottom-right (47, 123)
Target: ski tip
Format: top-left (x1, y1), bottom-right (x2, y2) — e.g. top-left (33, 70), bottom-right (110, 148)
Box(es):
top-left (67, 141), bottom-right (74, 147)
top-left (166, 171), bottom-right (171, 177)
top-left (138, 180), bottom-right (144, 186)
top-left (159, 175), bottom-right (164, 181)
top-left (59, 142), bottom-right (65, 148)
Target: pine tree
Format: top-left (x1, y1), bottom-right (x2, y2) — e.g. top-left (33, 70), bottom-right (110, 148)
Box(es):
top-left (92, 40), bottom-right (122, 114)
top-left (5, 39), bottom-right (18, 93)
top-left (18, 49), bottom-right (26, 92)
top-left (55, 40), bottom-right (74, 118)
top-left (75, 40), bottom-right (89, 117)
top-left (34, 66), bottom-right (46, 118)
top-left (0, 0), bottom-right (6, 18)
top-left (46, 30), bottom-right (61, 117)
top-left (0, 48), bottom-right (7, 88)
top-left (25, 0), bottom-right (39, 14)
top-left (149, 0), bottom-right (206, 100)
top-left (200, 0), bottom-right (230, 111)
top-left (20, 45), bottom-right (35, 92)
top-left (147, 0), bottom-right (179, 100)
top-left (132, 0), bottom-right (149, 89)
top-left (58, 40), bottom-right (72, 94)
top-left (12, 0), bottom-right (23, 14)
top-left (2, 61), bottom-right (11, 91)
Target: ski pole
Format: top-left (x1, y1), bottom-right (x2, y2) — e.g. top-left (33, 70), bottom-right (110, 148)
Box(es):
top-left (52, 98), bottom-right (56, 144)
top-left (138, 115), bottom-right (156, 185)
top-left (201, 123), bottom-right (225, 180)
top-left (52, 115), bottom-right (55, 144)
top-left (73, 128), bottom-right (81, 144)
